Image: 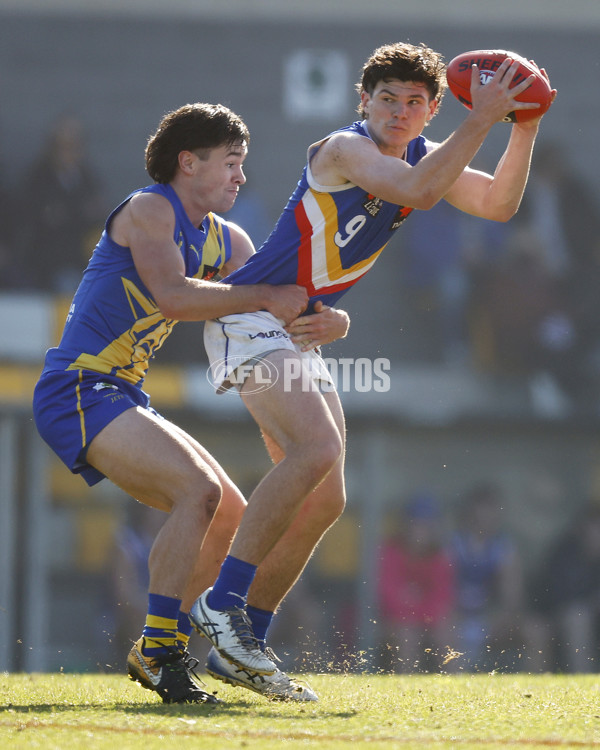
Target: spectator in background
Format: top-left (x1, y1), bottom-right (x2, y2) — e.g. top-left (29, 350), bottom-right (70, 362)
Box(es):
top-left (377, 492), bottom-right (455, 672)
top-left (399, 200), bottom-right (512, 368)
top-left (399, 202), bottom-right (471, 366)
top-left (533, 503), bottom-right (600, 672)
top-left (449, 482), bottom-right (532, 671)
top-left (16, 113), bottom-right (108, 294)
top-left (471, 229), bottom-right (570, 396)
top-left (517, 141), bottom-right (600, 281)
top-left (473, 142), bottom-right (600, 414)
top-left (517, 141), bottom-right (600, 412)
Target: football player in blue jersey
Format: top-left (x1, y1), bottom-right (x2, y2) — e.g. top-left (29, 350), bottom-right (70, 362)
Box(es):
top-left (190, 42), bottom-right (556, 694)
top-left (33, 102), bottom-right (349, 704)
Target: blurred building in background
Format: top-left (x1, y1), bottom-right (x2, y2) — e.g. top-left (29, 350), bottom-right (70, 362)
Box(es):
top-left (2, 0), bottom-right (600, 675)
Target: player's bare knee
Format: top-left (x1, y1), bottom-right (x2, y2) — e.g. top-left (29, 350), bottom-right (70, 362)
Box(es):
top-left (299, 491), bottom-right (346, 543)
top-left (318, 490), bottom-right (346, 526)
top-left (176, 475), bottom-right (222, 523)
top-left (202, 477), bottom-right (222, 519)
top-left (314, 429), bottom-right (343, 471)
top-left (328, 491), bottom-right (346, 521)
top-left (297, 429), bottom-right (343, 482)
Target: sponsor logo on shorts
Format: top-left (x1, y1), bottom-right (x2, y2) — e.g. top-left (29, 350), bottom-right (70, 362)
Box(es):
top-left (92, 381), bottom-right (125, 403)
top-left (248, 330), bottom-right (289, 341)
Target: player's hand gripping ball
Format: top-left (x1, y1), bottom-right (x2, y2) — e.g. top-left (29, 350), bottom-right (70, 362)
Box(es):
top-left (446, 49), bottom-right (553, 123)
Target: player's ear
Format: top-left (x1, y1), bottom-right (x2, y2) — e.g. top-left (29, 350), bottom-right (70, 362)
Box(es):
top-left (178, 150), bottom-right (196, 175)
top-left (360, 90), bottom-right (372, 118)
top-left (426, 98), bottom-right (438, 121)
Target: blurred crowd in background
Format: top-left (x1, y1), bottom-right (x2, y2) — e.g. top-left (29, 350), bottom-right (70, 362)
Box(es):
top-left (371, 484), bottom-right (600, 675)
top-left (3, 113), bottom-right (600, 416)
top-left (106, 481), bottom-right (600, 676)
top-left (5, 108), bottom-right (600, 676)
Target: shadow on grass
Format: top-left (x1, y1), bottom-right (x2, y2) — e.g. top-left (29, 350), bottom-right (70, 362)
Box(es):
top-left (0, 701), bottom-right (357, 719)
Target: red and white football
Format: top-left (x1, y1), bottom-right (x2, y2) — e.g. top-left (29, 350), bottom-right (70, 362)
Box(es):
top-left (446, 49), bottom-right (553, 123)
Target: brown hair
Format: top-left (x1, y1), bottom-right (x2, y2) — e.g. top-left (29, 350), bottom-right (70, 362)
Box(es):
top-left (145, 103), bottom-right (250, 183)
top-left (356, 42), bottom-right (447, 118)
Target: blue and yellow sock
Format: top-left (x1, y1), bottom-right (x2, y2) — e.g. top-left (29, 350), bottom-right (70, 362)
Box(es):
top-left (176, 610), bottom-right (193, 651)
top-left (207, 555), bottom-right (257, 611)
top-left (141, 593), bottom-right (181, 657)
top-left (246, 605), bottom-right (274, 650)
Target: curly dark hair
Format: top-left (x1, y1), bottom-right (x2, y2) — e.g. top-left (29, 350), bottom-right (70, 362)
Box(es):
top-left (356, 42), bottom-right (447, 118)
top-left (145, 103), bottom-right (250, 183)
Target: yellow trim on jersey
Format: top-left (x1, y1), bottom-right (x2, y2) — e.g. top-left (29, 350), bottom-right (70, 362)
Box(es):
top-left (75, 370), bottom-right (86, 448)
top-left (64, 216), bottom-right (227, 385)
top-left (191, 213), bottom-right (228, 279)
top-left (67, 280), bottom-right (175, 384)
top-left (123, 277), bottom-right (157, 318)
top-left (208, 214), bottom-right (228, 269)
top-left (303, 190), bottom-right (386, 287)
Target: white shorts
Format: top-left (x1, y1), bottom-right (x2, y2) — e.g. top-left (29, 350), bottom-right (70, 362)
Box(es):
top-left (204, 311), bottom-right (334, 393)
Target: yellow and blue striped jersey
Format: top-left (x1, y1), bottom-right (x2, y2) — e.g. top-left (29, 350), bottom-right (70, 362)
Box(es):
top-left (41, 183), bottom-right (232, 386)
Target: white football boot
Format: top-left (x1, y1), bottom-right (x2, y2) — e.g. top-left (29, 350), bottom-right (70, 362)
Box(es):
top-left (206, 646), bottom-right (318, 701)
top-left (189, 588), bottom-right (277, 675)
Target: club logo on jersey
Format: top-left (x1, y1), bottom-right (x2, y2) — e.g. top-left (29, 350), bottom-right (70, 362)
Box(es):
top-left (363, 194), bottom-right (383, 217)
top-left (390, 206), bottom-right (413, 231)
top-left (201, 264), bottom-right (220, 281)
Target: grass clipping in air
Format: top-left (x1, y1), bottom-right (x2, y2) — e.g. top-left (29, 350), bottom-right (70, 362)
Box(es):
top-left (1, 672), bottom-right (599, 749)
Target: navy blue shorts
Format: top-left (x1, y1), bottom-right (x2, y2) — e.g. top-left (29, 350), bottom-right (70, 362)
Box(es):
top-left (33, 369), bottom-right (161, 486)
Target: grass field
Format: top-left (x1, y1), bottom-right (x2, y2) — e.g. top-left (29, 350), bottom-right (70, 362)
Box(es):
top-left (1, 672), bottom-right (599, 749)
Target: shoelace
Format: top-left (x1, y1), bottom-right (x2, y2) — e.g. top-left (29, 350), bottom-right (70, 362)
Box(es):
top-left (228, 607), bottom-right (265, 652)
top-left (261, 646), bottom-right (314, 694)
top-left (182, 650), bottom-right (200, 672)
top-left (145, 639), bottom-right (208, 689)
top-left (181, 650), bottom-right (207, 687)
top-left (263, 646), bottom-right (282, 664)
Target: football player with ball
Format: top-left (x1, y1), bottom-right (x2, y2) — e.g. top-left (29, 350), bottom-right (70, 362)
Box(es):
top-left (190, 41), bottom-right (556, 694)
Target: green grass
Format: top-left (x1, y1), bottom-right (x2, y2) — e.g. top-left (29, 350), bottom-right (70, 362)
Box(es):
top-left (1, 672), bottom-right (599, 749)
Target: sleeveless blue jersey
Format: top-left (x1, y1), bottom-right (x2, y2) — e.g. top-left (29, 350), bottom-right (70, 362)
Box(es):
top-left (225, 121), bottom-right (428, 310)
top-left (41, 183), bottom-right (232, 386)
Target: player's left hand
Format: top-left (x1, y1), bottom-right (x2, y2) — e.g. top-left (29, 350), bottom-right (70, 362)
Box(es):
top-left (514, 63), bottom-right (557, 129)
top-left (286, 301), bottom-right (350, 351)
